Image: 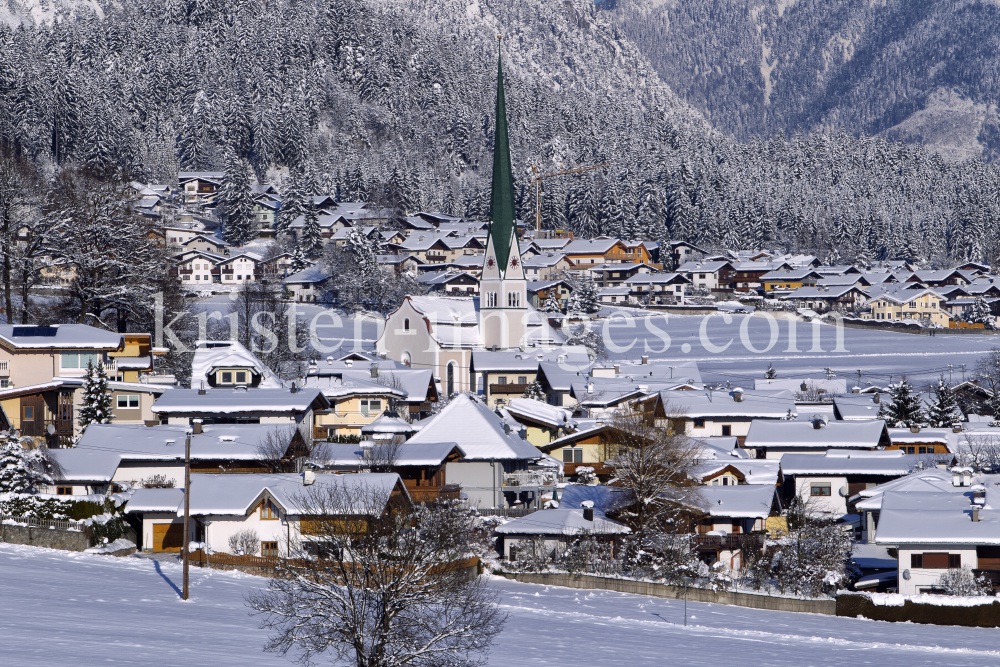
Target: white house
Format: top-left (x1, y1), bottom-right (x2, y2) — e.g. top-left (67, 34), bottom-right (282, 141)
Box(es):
top-left (742, 419), bottom-right (890, 459)
top-left (647, 389), bottom-right (797, 441)
top-left (494, 505), bottom-right (629, 560)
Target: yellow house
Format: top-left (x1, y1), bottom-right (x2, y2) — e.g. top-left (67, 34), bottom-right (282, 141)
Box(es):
top-left (761, 269), bottom-right (821, 293)
top-left (503, 397), bottom-right (577, 447)
top-left (867, 288), bottom-right (951, 325)
top-left (312, 380), bottom-right (408, 439)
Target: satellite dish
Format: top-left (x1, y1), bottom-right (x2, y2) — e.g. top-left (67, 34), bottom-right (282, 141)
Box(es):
top-left (838, 486), bottom-right (849, 497)
top-left (46, 424), bottom-right (56, 435)
top-left (902, 569), bottom-right (911, 581)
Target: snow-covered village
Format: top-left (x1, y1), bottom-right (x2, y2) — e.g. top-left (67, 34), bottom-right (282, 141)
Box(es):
top-left (5, 0), bottom-right (1000, 665)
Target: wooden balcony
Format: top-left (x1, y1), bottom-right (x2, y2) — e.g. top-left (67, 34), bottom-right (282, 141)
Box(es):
top-left (407, 484), bottom-right (461, 503)
top-left (489, 383), bottom-right (529, 395)
top-left (0, 360), bottom-right (8, 376)
top-left (691, 533), bottom-right (764, 551)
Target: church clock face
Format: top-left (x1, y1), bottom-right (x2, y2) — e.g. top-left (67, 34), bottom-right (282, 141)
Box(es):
top-left (486, 257), bottom-right (495, 268)
top-left (509, 258), bottom-right (518, 268)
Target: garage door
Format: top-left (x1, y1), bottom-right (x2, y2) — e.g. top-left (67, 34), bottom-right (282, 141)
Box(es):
top-left (152, 523), bottom-right (184, 552)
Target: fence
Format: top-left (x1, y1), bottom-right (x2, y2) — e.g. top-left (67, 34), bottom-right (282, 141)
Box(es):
top-left (0, 514), bottom-right (90, 551)
top-left (837, 592), bottom-right (1000, 627)
top-left (494, 570), bottom-right (836, 615)
top-left (0, 514), bottom-right (83, 532)
top-left (188, 550), bottom-right (481, 580)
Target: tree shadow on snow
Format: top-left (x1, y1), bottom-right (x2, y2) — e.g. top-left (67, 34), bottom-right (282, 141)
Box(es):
top-left (153, 560), bottom-right (183, 598)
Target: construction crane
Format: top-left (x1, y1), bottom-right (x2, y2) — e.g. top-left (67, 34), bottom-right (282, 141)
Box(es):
top-left (531, 162), bottom-right (612, 232)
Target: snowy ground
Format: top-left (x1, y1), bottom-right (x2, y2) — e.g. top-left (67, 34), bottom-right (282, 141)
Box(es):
top-left (4, 544), bottom-right (999, 666)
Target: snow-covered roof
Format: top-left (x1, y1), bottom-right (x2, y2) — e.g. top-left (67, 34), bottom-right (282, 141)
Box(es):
top-left (494, 508), bottom-right (630, 536)
top-left (852, 469), bottom-right (959, 510)
top-left (697, 485), bottom-right (779, 519)
top-left (182, 472), bottom-right (406, 517)
top-left (360, 413), bottom-right (417, 435)
top-left (505, 398), bottom-right (576, 429)
top-left (563, 238), bottom-right (622, 255)
top-left (405, 394), bottom-right (543, 460)
top-left (191, 341), bottom-right (281, 389)
top-left (658, 389), bottom-right (796, 420)
top-left (321, 441), bottom-right (465, 467)
top-left (874, 489), bottom-right (1000, 545)
top-left (304, 373), bottom-right (407, 400)
top-left (471, 347), bottom-right (590, 372)
top-left (127, 488), bottom-right (185, 513)
top-left (47, 448), bottom-right (123, 482)
top-left (677, 260), bottom-right (732, 274)
top-left (151, 388), bottom-right (327, 414)
top-left (0, 324), bottom-right (123, 350)
top-left (779, 285), bottom-right (862, 300)
top-left (832, 394), bottom-right (884, 420)
top-left (780, 450), bottom-right (918, 476)
top-left (693, 459), bottom-right (780, 486)
top-left (73, 423), bottom-right (301, 462)
top-left (887, 428), bottom-right (955, 445)
top-left (743, 419), bottom-right (888, 450)
top-left (753, 378), bottom-right (848, 395)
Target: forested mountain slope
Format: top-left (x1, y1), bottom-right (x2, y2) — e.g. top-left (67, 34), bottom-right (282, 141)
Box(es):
top-left (610, 0), bottom-right (1000, 161)
top-left (2, 0), bottom-right (1000, 266)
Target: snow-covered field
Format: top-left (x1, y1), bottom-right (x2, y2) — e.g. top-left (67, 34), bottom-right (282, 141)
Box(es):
top-left (4, 543), bottom-right (999, 666)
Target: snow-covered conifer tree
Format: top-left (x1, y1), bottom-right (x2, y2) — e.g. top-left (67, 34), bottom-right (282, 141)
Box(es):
top-left (300, 208), bottom-right (324, 258)
top-left (877, 378), bottom-right (925, 427)
top-left (0, 431), bottom-right (52, 493)
top-left (926, 376), bottom-right (960, 427)
top-left (765, 363), bottom-right (777, 379)
top-left (566, 275), bottom-right (601, 315)
top-left (220, 150), bottom-right (256, 246)
top-left (78, 361), bottom-right (113, 430)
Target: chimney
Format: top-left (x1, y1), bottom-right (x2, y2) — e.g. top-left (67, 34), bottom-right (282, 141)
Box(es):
top-left (800, 382), bottom-right (808, 391)
top-left (812, 417), bottom-right (823, 430)
top-left (614, 365), bottom-right (620, 375)
top-left (873, 392), bottom-right (880, 404)
top-left (641, 356), bottom-right (648, 364)
top-left (370, 364), bottom-right (379, 379)
top-left (302, 470), bottom-right (315, 486)
top-left (953, 424), bottom-right (963, 433)
top-left (503, 423), bottom-right (511, 435)
top-left (192, 419), bottom-right (203, 435)
top-left (733, 388), bottom-right (744, 402)
top-left (198, 381), bottom-right (206, 395)
top-left (965, 471), bottom-right (973, 487)
top-left (910, 425), bottom-right (920, 433)
top-left (973, 485), bottom-right (986, 505)
top-left (290, 382), bottom-right (297, 394)
top-left (972, 507), bottom-right (981, 522)
top-left (587, 382), bottom-right (594, 394)
top-left (583, 507), bottom-right (594, 521)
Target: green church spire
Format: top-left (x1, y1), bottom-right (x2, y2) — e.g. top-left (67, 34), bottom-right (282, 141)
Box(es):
top-left (488, 38), bottom-right (516, 273)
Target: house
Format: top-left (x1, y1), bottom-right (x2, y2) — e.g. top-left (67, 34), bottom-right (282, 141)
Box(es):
top-left (832, 393), bottom-right (885, 420)
top-left (865, 286), bottom-right (952, 325)
top-left (741, 419), bottom-right (890, 459)
top-left (779, 450), bottom-right (922, 517)
top-left (624, 273), bottom-right (692, 304)
top-left (664, 241), bottom-right (706, 270)
top-left (172, 250), bottom-right (225, 285)
top-left (562, 238), bottom-right (627, 266)
top-left (522, 252), bottom-right (574, 281)
top-left (178, 172), bottom-right (224, 207)
top-left (587, 262), bottom-right (657, 287)
top-left (676, 260), bottom-right (735, 291)
top-left (761, 269), bottom-right (823, 294)
top-left (190, 340), bottom-right (281, 389)
top-left (731, 261), bottom-right (794, 290)
top-left (470, 347), bottom-right (586, 407)
top-left (151, 387), bottom-right (329, 438)
top-left (645, 388), bottom-right (797, 442)
top-left (282, 265), bottom-right (330, 302)
top-left (417, 270), bottom-right (480, 295)
top-left (502, 397), bottom-right (577, 446)
top-left (526, 280), bottom-right (572, 310)
top-left (180, 235), bottom-right (230, 255)
top-left (404, 394), bottom-right (546, 508)
top-left (873, 482), bottom-right (1000, 595)
top-left (134, 472), bottom-right (411, 555)
top-left (377, 254), bottom-right (425, 276)
top-left (779, 285), bottom-right (868, 312)
top-left (694, 485), bottom-right (781, 569)
top-left (886, 427), bottom-right (958, 454)
top-left (305, 357), bottom-right (439, 424)
top-left (754, 378), bottom-right (847, 397)
top-left (599, 286), bottom-right (631, 304)
top-left (214, 252), bottom-right (263, 284)
top-left (494, 505), bottom-right (630, 560)
top-left (307, 374), bottom-right (407, 439)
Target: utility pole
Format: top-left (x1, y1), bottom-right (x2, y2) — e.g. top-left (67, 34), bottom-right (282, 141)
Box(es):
top-left (961, 364), bottom-right (967, 382)
top-left (531, 162), bottom-right (612, 232)
top-left (949, 364), bottom-right (953, 384)
top-left (857, 369), bottom-right (862, 389)
top-left (183, 431), bottom-right (191, 601)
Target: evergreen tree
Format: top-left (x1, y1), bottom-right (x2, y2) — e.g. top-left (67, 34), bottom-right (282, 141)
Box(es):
top-left (276, 167), bottom-right (308, 233)
top-left (0, 431), bottom-right (52, 493)
top-left (926, 376), bottom-right (960, 428)
top-left (964, 297), bottom-right (995, 330)
top-left (300, 208), bottom-right (324, 258)
top-left (220, 150), bottom-right (256, 246)
top-left (567, 275), bottom-right (601, 315)
top-left (521, 381), bottom-right (547, 402)
top-left (877, 378), bottom-right (925, 427)
top-left (288, 244), bottom-right (310, 273)
top-left (765, 363), bottom-right (777, 379)
top-left (78, 360), bottom-right (113, 430)
top-left (538, 292), bottom-right (563, 313)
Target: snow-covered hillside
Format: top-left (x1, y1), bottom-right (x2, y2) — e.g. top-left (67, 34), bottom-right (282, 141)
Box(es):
top-left (3, 543), bottom-right (1000, 666)
top-left (0, 0), bottom-right (101, 26)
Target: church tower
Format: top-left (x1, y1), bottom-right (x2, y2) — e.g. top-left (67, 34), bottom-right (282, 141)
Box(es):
top-left (481, 39), bottom-right (528, 350)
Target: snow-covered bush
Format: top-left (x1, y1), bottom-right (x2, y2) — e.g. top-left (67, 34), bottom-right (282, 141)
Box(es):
top-left (938, 566), bottom-right (992, 596)
top-left (573, 467), bottom-right (597, 484)
top-left (508, 535), bottom-right (552, 572)
top-left (561, 530), bottom-right (619, 575)
top-left (747, 522), bottom-right (859, 597)
top-left (0, 431), bottom-right (53, 493)
top-left (229, 529), bottom-right (262, 556)
top-left (140, 474), bottom-right (175, 489)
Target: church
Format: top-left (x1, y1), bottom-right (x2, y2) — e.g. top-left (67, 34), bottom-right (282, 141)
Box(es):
top-left (376, 46), bottom-right (562, 396)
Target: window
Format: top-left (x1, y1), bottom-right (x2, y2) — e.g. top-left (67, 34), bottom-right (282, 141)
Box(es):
top-left (22, 405), bottom-right (33, 421)
top-left (693, 419), bottom-right (705, 429)
top-left (447, 363), bottom-right (455, 396)
top-left (56, 487), bottom-right (72, 495)
top-left (260, 500), bottom-right (279, 520)
top-left (0, 379), bottom-right (8, 388)
top-left (913, 553), bottom-right (960, 569)
top-left (562, 447), bottom-right (583, 464)
top-left (518, 376), bottom-right (527, 385)
top-left (810, 483), bottom-right (832, 497)
top-left (61, 352), bottom-right (99, 369)
top-left (220, 371), bottom-right (233, 384)
top-left (261, 541), bottom-right (279, 557)
top-left (235, 371), bottom-right (247, 384)
top-left (403, 318), bottom-right (410, 331)
top-left (918, 446), bottom-right (929, 454)
top-left (905, 446), bottom-right (915, 454)
top-left (117, 395), bottom-right (140, 409)
top-left (497, 376), bottom-right (507, 385)
top-left (507, 291), bottom-right (520, 307)
top-left (360, 399), bottom-right (382, 417)
top-left (721, 425), bottom-right (732, 437)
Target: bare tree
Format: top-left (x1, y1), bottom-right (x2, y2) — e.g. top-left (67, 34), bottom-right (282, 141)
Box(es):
top-left (605, 403), bottom-right (701, 537)
top-left (374, 370), bottom-right (409, 418)
top-left (0, 147), bottom-right (42, 322)
top-left (246, 482), bottom-right (506, 667)
top-left (358, 437), bottom-right (403, 474)
top-left (229, 528), bottom-right (261, 556)
top-left (955, 432), bottom-right (1000, 473)
top-left (229, 280), bottom-right (311, 380)
top-left (256, 425), bottom-right (330, 472)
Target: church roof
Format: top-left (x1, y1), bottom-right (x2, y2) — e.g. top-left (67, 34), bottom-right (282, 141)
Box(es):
top-left (487, 43), bottom-right (518, 275)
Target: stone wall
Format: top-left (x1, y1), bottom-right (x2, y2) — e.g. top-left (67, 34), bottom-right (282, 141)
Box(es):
top-left (495, 570), bottom-right (837, 615)
top-left (0, 524), bottom-right (90, 551)
top-left (838, 592), bottom-right (1000, 627)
